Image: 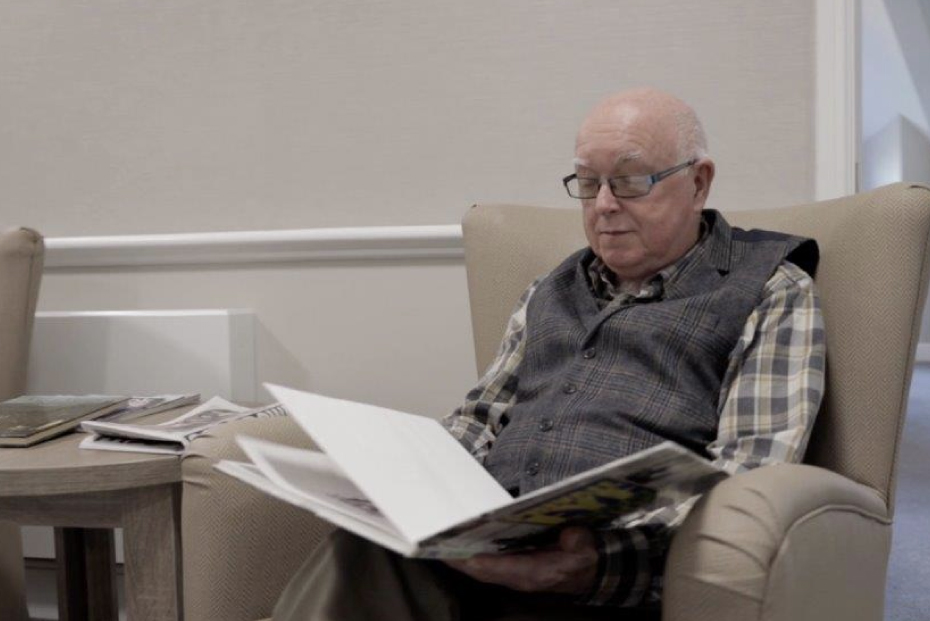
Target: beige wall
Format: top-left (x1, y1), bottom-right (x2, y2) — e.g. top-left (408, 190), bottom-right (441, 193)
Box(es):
top-left (3, 1), bottom-right (815, 236)
top-left (2, 0), bottom-right (820, 414)
top-left (37, 260), bottom-right (477, 417)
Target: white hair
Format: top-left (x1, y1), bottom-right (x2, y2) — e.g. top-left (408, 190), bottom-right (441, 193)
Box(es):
top-left (675, 106), bottom-right (708, 161)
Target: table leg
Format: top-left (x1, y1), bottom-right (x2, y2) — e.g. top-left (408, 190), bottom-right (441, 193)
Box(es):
top-left (0, 520), bottom-right (28, 621)
top-left (54, 527), bottom-right (118, 621)
top-left (122, 484), bottom-right (183, 621)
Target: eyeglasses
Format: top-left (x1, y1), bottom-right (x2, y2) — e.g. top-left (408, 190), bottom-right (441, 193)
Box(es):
top-left (562, 159), bottom-right (697, 200)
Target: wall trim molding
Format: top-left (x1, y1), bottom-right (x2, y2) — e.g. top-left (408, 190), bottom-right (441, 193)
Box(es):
top-left (815, 0), bottom-right (859, 200)
top-left (44, 224), bottom-right (464, 269)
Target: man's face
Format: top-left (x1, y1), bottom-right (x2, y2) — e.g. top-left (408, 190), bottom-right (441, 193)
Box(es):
top-left (574, 104), bottom-right (712, 284)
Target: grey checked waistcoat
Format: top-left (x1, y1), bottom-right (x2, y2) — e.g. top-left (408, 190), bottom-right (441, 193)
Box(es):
top-left (482, 210), bottom-right (818, 496)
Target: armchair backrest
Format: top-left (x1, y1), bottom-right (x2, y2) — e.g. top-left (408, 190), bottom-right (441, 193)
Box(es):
top-left (0, 227), bottom-right (45, 400)
top-left (462, 183), bottom-right (930, 514)
top-left (0, 226), bottom-right (44, 621)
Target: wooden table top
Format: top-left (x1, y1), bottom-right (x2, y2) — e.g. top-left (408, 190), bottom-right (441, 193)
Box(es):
top-left (0, 407), bottom-right (189, 498)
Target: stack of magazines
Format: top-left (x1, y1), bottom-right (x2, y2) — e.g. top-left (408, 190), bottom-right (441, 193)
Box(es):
top-left (80, 397), bottom-right (287, 455)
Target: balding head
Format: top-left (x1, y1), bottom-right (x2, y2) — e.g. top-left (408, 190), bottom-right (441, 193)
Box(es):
top-left (571, 87), bottom-right (715, 286)
top-left (576, 87), bottom-right (707, 166)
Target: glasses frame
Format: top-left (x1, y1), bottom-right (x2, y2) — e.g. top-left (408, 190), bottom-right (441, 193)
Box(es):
top-left (562, 158), bottom-right (698, 200)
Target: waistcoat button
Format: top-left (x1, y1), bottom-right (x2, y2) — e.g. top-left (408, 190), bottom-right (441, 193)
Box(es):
top-left (582, 348), bottom-right (596, 359)
top-left (538, 419), bottom-right (554, 432)
top-left (525, 461), bottom-right (540, 476)
top-left (562, 383), bottom-right (577, 394)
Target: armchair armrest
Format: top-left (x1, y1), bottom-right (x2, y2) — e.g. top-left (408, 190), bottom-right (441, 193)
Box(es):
top-left (664, 464), bottom-right (891, 621)
top-left (182, 416), bottom-right (334, 621)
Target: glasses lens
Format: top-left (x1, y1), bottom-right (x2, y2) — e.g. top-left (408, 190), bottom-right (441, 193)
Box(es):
top-left (609, 177), bottom-right (650, 198)
top-left (568, 177), bottom-right (600, 199)
top-left (566, 176), bottom-right (652, 199)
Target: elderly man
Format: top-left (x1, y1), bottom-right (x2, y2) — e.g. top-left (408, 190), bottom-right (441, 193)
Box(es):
top-left (273, 87), bottom-right (824, 621)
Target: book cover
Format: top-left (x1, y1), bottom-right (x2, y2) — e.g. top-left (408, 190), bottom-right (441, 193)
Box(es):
top-left (0, 395), bottom-right (130, 447)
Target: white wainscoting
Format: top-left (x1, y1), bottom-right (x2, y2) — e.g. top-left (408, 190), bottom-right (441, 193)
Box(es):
top-left (22, 309), bottom-right (255, 562)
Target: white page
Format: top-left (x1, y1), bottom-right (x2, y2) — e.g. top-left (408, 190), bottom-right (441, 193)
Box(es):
top-left (214, 460), bottom-right (414, 556)
top-left (265, 384), bottom-right (512, 544)
top-left (236, 435), bottom-right (396, 535)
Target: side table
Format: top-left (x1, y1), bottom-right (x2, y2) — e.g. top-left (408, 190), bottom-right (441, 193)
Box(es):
top-left (0, 412), bottom-right (185, 621)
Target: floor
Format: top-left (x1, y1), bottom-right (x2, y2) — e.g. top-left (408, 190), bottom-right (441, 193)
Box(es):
top-left (884, 365), bottom-right (930, 620)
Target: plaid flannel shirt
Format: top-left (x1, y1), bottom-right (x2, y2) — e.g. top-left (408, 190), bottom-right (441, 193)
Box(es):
top-left (441, 244), bottom-right (825, 608)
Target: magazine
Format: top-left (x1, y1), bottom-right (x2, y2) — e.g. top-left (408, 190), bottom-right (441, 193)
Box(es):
top-left (91, 394), bottom-right (201, 423)
top-left (0, 395), bottom-right (131, 448)
top-left (215, 384), bottom-right (728, 558)
top-left (80, 397), bottom-right (287, 455)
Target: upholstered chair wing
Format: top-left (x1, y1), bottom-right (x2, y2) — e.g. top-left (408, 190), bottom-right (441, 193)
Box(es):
top-left (0, 227), bottom-right (45, 621)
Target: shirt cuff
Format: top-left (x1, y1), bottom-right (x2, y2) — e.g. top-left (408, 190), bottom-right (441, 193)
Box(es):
top-left (577, 526), bottom-right (667, 608)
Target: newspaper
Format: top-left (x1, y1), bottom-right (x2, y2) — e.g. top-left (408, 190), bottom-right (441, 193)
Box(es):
top-left (80, 397), bottom-right (287, 455)
top-left (215, 383), bottom-right (729, 558)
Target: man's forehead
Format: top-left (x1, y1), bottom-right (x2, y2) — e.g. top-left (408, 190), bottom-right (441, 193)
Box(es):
top-left (573, 151), bottom-right (644, 171)
top-left (575, 99), bottom-right (680, 168)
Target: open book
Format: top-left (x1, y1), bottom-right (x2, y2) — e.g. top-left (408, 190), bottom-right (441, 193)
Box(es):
top-left (216, 384), bottom-right (728, 558)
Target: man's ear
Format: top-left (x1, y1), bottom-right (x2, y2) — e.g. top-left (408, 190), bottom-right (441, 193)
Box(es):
top-left (692, 158), bottom-right (715, 210)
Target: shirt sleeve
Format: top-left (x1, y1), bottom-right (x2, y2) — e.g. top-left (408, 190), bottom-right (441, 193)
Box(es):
top-left (582, 261), bottom-right (826, 608)
top-left (441, 277), bottom-right (543, 463)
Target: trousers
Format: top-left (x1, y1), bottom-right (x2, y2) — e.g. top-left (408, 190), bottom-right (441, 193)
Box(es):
top-left (272, 530), bottom-right (661, 621)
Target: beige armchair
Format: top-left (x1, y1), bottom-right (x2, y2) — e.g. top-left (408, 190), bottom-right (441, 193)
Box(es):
top-left (182, 182), bottom-right (930, 621)
top-left (0, 227), bottom-right (45, 621)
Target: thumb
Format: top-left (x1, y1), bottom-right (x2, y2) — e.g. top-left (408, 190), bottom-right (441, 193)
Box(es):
top-left (559, 527), bottom-right (596, 552)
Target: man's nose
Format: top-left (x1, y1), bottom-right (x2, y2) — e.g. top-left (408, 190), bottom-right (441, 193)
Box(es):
top-left (594, 181), bottom-right (621, 213)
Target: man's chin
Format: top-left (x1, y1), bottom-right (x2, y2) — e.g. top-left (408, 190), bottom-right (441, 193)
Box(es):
top-left (597, 252), bottom-right (645, 277)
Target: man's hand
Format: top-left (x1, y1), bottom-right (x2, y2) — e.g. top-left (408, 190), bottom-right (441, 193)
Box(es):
top-left (444, 527), bottom-right (599, 595)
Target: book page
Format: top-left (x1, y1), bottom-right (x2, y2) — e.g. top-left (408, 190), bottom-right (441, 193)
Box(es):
top-left (215, 460), bottom-right (414, 556)
top-left (265, 384), bottom-right (512, 545)
top-left (236, 435), bottom-right (395, 533)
